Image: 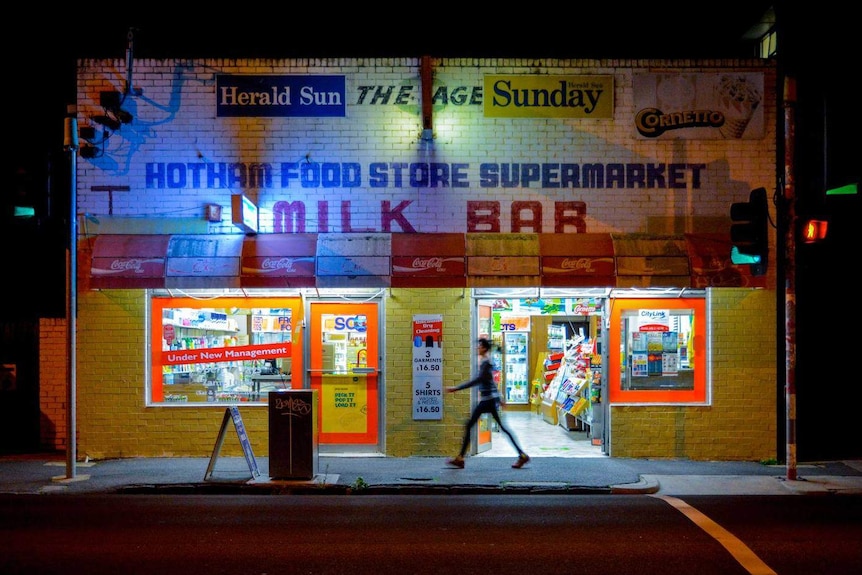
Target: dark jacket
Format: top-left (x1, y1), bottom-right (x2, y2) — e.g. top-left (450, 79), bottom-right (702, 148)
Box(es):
top-left (454, 355), bottom-right (501, 402)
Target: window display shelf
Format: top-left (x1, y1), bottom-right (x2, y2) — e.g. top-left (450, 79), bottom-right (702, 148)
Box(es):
top-left (539, 334), bottom-right (596, 432)
top-left (163, 319), bottom-right (239, 333)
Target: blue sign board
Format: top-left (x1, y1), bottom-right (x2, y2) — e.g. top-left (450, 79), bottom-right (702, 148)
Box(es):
top-left (216, 75), bottom-right (346, 117)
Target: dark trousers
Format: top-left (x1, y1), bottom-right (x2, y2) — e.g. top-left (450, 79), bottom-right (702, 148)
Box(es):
top-left (458, 399), bottom-right (525, 457)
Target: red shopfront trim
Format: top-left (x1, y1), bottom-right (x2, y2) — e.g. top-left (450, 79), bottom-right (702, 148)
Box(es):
top-left (608, 297), bottom-right (707, 404)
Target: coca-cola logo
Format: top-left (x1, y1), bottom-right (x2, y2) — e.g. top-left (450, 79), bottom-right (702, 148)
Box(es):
top-left (111, 259), bottom-right (145, 273)
top-left (262, 257), bottom-right (297, 272)
top-left (560, 258), bottom-right (594, 272)
top-left (411, 257), bottom-right (443, 270)
top-left (192, 260), bottom-right (213, 273)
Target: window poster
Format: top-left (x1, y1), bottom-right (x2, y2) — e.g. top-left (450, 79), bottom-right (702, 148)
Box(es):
top-left (632, 352), bottom-right (648, 377)
top-left (647, 332), bottom-right (664, 376)
top-left (321, 375), bottom-right (367, 433)
top-left (662, 351), bottom-right (679, 376)
top-left (632, 332), bottom-right (647, 352)
top-left (412, 315), bottom-right (443, 420)
top-left (662, 332), bottom-right (680, 376)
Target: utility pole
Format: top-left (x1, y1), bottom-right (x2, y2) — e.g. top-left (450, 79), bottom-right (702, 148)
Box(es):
top-left (783, 77), bottom-right (798, 481)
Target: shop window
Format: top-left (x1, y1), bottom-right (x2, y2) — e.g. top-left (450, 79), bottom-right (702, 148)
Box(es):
top-left (608, 298), bottom-right (707, 405)
top-left (149, 297), bottom-right (303, 406)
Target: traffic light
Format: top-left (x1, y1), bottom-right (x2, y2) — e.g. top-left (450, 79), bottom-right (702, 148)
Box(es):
top-left (10, 166), bottom-right (37, 219)
top-left (730, 187), bottom-right (769, 276)
top-left (800, 218), bottom-right (828, 244)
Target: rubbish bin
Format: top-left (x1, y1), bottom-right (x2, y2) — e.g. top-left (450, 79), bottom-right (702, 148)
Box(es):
top-left (268, 390), bottom-right (318, 479)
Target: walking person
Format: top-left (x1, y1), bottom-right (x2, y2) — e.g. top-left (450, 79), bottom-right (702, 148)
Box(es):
top-left (446, 337), bottom-right (530, 469)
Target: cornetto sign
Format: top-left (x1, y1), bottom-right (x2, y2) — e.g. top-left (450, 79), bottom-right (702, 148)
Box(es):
top-left (216, 75), bottom-right (346, 117)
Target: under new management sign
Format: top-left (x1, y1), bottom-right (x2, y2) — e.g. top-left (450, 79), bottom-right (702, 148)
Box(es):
top-left (483, 75), bottom-right (613, 118)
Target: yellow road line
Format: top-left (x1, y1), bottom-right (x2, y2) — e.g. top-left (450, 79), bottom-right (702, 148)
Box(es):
top-left (652, 494), bottom-right (777, 575)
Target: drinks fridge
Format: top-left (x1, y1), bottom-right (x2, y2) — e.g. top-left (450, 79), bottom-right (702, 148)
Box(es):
top-left (502, 331), bottom-right (529, 404)
top-left (320, 326), bottom-right (368, 374)
top-left (321, 332), bottom-right (347, 373)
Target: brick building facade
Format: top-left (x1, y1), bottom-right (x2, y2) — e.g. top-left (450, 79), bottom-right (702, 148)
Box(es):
top-left (37, 56), bottom-right (778, 461)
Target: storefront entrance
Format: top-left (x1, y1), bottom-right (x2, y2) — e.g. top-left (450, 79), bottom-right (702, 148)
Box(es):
top-left (476, 295), bottom-right (607, 457)
top-left (308, 301), bottom-right (381, 453)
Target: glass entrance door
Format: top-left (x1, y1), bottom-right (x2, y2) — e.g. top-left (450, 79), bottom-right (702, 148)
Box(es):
top-left (308, 302), bottom-right (380, 448)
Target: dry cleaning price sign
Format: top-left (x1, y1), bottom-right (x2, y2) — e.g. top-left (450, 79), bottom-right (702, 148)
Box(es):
top-left (412, 314), bottom-right (443, 420)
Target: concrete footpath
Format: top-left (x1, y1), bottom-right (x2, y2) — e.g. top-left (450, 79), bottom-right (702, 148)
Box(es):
top-left (2, 453), bottom-right (862, 496)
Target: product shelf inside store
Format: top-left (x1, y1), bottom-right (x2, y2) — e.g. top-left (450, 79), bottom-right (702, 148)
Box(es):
top-left (163, 319), bottom-right (239, 332)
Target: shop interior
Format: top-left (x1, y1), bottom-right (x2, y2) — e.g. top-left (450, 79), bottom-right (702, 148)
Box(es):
top-left (478, 298), bottom-right (606, 457)
top-left (159, 306), bottom-right (294, 403)
top-left (477, 411), bottom-right (601, 457)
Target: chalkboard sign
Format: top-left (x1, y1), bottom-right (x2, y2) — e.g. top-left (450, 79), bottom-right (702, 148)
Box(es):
top-left (269, 390), bottom-right (318, 479)
top-left (205, 407), bottom-right (261, 481)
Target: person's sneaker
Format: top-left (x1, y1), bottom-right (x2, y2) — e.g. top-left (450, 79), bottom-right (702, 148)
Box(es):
top-left (512, 454), bottom-right (530, 469)
top-left (446, 457), bottom-right (465, 469)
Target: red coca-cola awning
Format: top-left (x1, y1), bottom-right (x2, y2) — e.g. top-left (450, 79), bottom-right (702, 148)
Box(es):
top-left (539, 233), bottom-right (616, 287)
top-left (89, 234), bottom-right (170, 289)
top-left (391, 233), bottom-right (466, 287)
top-left (241, 233), bottom-right (317, 287)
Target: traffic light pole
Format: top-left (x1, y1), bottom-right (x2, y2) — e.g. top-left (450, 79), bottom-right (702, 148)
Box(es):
top-left (64, 110), bottom-right (78, 480)
top-left (783, 76), bottom-right (798, 481)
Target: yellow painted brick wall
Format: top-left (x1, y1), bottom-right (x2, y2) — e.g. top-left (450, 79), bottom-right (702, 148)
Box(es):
top-left (65, 286), bottom-right (778, 461)
top-left (39, 318), bottom-right (68, 451)
top-left (75, 289), bottom-right (269, 460)
top-left (610, 288), bottom-right (778, 461)
top-left (383, 288), bottom-right (474, 456)
top-left (72, 287), bottom-right (477, 460)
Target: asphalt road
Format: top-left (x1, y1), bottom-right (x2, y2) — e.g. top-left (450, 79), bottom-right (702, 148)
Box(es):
top-left (2, 493), bottom-right (860, 575)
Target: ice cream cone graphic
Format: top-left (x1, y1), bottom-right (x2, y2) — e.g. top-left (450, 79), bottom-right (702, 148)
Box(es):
top-left (715, 75), bottom-right (762, 139)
